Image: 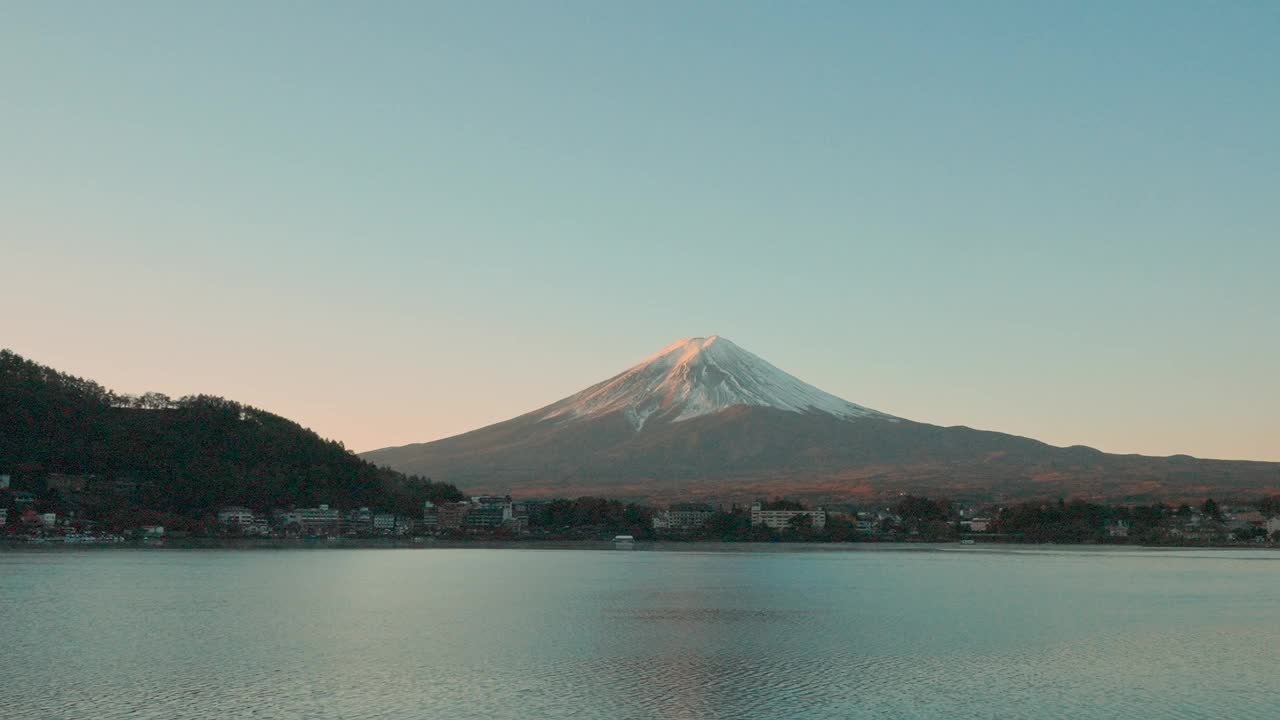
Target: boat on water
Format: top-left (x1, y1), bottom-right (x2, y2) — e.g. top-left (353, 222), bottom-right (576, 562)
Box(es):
top-left (612, 535), bottom-right (636, 550)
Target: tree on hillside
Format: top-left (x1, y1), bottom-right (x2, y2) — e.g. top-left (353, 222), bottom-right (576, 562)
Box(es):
top-left (894, 495), bottom-right (951, 523)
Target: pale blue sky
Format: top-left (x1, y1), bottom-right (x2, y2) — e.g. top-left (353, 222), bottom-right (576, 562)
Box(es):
top-left (3, 2), bottom-right (1277, 459)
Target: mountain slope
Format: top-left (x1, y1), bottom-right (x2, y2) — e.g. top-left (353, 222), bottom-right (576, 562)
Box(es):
top-left (542, 336), bottom-right (891, 429)
top-left (0, 349), bottom-right (461, 515)
top-left (363, 337), bottom-right (1280, 503)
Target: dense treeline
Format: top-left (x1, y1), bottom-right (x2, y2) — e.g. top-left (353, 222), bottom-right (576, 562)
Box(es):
top-left (529, 497), bottom-right (655, 538)
top-left (0, 349), bottom-right (461, 517)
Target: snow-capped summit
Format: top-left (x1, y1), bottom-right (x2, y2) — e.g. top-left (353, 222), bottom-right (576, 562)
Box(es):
top-left (542, 335), bottom-right (894, 430)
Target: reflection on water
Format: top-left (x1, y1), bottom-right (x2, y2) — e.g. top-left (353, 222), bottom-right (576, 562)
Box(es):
top-left (1, 547), bottom-right (1276, 719)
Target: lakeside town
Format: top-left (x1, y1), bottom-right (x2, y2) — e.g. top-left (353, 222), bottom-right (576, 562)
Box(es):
top-left (4, 471), bottom-right (1280, 547)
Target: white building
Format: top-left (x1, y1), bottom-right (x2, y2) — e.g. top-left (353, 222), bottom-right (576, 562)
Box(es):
top-left (39, 512), bottom-right (58, 528)
top-left (295, 504), bottom-right (340, 525)
top-left (471, 496), bottom-right (515, 522)
top-left (217, 506), bottom-right (256, 526)
top-left (653, 504), bottom-right (714, 531)
top-left (750, 502), bottom-right (826, 530)
top-left (1266, 516), bottom-right (1280, 537)
top-left (277, 504), bottom-right (342, 533)
top-left (0, 474), bottom-right (10, 489)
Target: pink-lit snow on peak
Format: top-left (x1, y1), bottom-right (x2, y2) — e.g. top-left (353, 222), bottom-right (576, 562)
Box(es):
top-left (542, 336), bottom-right (895, 430)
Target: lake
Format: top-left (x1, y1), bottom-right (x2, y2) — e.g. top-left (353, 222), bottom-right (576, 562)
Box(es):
top-left (1, 545), bottom-right (1275, 719)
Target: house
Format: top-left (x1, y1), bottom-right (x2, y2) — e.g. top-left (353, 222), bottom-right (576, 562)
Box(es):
top-left (750, 502), bottom-right (826, 530)
top-left (11, 491), bottom-right (35, 506)
top-left (39, 512), bottom-right (58, 528)
top-left (0, 474), bottom-right (10, 489)
top-left (0, 508), bottom-right (7, 526)
top-left (962, 518), bottom-right (991, 533)
top-left (139, 525), bottom-right (165, 537)
top-left (1107, 520), bottom-right (1130, 538)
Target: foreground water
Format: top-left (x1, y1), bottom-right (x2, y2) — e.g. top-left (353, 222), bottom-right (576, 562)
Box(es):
top-left (1, 546), bottom-right (1275, 719)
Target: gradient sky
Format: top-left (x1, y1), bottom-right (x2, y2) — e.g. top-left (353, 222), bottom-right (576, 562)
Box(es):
top-left (3, 2), bottom-right (1277, 460)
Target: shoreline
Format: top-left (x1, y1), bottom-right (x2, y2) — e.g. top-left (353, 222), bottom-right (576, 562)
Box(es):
top-left (3, 537), bottom-right (1277, 553)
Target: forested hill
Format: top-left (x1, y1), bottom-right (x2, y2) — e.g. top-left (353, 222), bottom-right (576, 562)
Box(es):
top-left (0, 349), bottom-right (460, 516)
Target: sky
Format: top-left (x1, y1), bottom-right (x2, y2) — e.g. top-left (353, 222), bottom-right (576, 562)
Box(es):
top-left (3, 1), bottom-right (1277, 460)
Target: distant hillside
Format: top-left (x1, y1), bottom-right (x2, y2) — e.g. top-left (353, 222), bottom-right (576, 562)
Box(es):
top-left (0, 349), bottom-right (460, 515)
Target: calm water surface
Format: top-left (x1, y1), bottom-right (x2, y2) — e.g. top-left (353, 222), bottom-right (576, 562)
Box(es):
top-left (1, 546), bottom-right (1276, 719)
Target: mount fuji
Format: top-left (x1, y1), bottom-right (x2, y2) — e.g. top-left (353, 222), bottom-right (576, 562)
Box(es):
top-left (540, 336), bottom-right (892, 431)
top-left (362, 337), bottom-right (1280, 503)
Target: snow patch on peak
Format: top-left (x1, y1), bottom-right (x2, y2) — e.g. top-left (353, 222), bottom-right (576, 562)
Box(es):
top-left (543, 336), bottom-right (896, 430)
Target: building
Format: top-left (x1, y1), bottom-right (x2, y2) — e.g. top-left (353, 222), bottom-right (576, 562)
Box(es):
top-left (1266, 516), bottom-right (1280, 537)
top-left (750, 502), bottom-right (826, 530)
top-left (962, 518), bottom-right (991, 532)
top-left (0, 508), bottom-right (7, 526)
top-left (347, 507), bottom-right (375, 530)
top-left (1107, 520), bottom-right (1130, 538)
top-left (10, 491), bottom-right (35, 506)
top-left (218, 507), bottom-right (256, 526)
top-left (473, 496), bottom-right (514, 520)
top-left (422, 501), bottom-right (440, 530)
top-left (372, 513), bottom-right (398, 533)
top-left (653, 503), bottom-right (714, 531)
top-left (444, 496), bottom-right (515, 530)
top-left (139, 525), bottom-right (165, 537)
top-left (278, 504), bottom-right (342, 534)
top-left (1230, 510), bottom-right (1265, 526)
top-left (463, 506), bottom-right (508, 529)
top-left (0, 474), bottom-right (10, 489)
top-left (437, 502), bottom-right (471, 530)
top-left (513, 499), bottom-right (548, 522)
